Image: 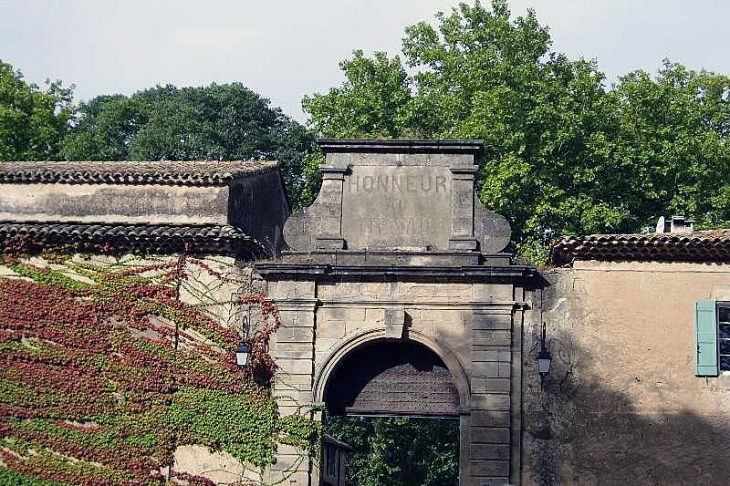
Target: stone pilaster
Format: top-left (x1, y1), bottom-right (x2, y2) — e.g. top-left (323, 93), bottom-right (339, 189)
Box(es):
top-left (467, 308), bottom-right (515, 486)
top-left (315, 166), bottom-right (347, 250)
top-left (266, 279), bottom-right (318, 486)
top-left (449, 165), bottom-right (479, 250)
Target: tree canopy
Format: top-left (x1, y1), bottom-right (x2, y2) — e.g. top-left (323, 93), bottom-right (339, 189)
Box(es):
top-left (62, 83), bottom-right (315, 209)
top-left (0, 60), bottom-right (73, 161)
top-left (302, 0), bottom-right (730, 257)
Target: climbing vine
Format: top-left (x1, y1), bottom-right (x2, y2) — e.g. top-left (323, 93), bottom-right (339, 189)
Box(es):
top-left (0, 240), bottom-right (318, 485)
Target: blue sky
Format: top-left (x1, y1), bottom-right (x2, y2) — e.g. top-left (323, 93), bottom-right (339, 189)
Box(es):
top-left (2, 0), bottom-right (729, 123)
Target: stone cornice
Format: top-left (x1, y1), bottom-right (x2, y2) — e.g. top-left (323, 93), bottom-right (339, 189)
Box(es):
top-left (317, 138), bottom-right (484, 155)
top-left (256, 262), bottom-right (536, 283)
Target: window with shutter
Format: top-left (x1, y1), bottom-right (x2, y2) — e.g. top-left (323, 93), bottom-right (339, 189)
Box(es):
top-left (695, 300), bottom-right (718, 376)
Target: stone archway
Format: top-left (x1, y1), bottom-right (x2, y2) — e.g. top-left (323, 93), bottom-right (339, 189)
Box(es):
top-left (312, 330), bottom-right (472, 485)
top-left (314, 329), bottom-right (471, 416)
top-left (323, 339), bottom-right (459, 417)
top-left (318, 334), bottom-right (466, 485)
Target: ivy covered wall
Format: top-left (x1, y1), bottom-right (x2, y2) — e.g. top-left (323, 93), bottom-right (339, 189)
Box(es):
top-left (0, 241), bottom-right (318, 485)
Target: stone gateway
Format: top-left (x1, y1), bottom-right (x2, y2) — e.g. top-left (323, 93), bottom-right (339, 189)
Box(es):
top-left (260, 139), bottom-right (536, 486)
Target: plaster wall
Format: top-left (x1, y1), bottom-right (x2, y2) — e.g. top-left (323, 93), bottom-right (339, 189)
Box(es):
top-left (523, 261), bottom-right (730, 486)
top-left (0, 183), bottom-right (231, 225)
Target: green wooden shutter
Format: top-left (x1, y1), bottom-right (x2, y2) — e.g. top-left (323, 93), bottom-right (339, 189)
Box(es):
top-left (695, 300), bottom-right (719, 376)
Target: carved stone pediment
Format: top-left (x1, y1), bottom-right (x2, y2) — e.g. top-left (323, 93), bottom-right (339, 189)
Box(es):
top-left (283, 139), bottom-right (511, 254)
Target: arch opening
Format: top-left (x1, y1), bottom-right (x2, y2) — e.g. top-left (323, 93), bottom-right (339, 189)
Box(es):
top-left (323, 340), bottom-right (460, 417)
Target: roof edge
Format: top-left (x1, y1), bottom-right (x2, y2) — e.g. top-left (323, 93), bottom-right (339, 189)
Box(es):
top-left (317, 139), bottom-right (484, 154)
top-left (0, 221), bottom-right (266, 259)
top-left (549, 232), bottom-right (730, 265)
top-left (0, 160), bottom-right (279, 186)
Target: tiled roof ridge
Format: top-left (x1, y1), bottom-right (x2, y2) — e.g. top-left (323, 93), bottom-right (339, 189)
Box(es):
top-left (0, 220), bottom-right (266, 258)
top-left (550, 230), bottom-right (730, 265)
top-left (0, 160), bottom-right (278, 186)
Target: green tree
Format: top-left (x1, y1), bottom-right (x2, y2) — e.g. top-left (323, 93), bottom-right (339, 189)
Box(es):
top-left (303, 51), bottom-right (413, 139)
top-left (302, 0), bottom-right (730, 258)
top-left (62, 83), bottom-right (315, 209)
top-left (325, 416), bottom-right (459, 486)
top-left (302, 1), bottom-right (623, 257)
top-left (611, 61), bottom-right (730, 230)
top-left (0, 60), bottom-right (73, 160)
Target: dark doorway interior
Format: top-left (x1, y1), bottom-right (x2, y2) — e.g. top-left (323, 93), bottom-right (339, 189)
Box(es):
top-left (323, 340), bottom-right (460, 485)
top-left (324, 340), bottom-right (460, 417)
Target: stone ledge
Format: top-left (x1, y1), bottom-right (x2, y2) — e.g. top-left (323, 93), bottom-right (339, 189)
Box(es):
top-left (317, 138), bottom-right (485, 155)
top-left (257, 262), bottom-right (536, 282)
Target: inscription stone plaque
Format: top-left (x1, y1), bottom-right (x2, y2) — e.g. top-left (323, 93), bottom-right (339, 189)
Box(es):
top-left (283, 139), bottom-right (511, 254)
top-left (342, 166), bottom-right (452, 249)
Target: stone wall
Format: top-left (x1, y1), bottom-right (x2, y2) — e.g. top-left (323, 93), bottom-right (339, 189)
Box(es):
top-left (523, 261), bottom-right (730, 486)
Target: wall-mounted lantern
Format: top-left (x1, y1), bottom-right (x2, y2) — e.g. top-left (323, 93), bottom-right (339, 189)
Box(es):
top-left (236, 342), bottom-right (250, 369)
top-left (236, 314), bottom-right (250, 369)
top-left (537, 322), bottom-right (552, 391)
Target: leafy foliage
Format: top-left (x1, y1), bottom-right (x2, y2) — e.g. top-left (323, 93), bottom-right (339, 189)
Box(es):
top-left (324, 416), bottom-right (459, 486)
top-left (61, 83), bottom-right (316, 209)
top-left (611, 61), bottom-right (730, 231)
top-left (302, 0), bottom-right (730, 259)
top-left (0, 60), bottom-right (74, 161)
top-left (0, 245), bottom-right (317, 485)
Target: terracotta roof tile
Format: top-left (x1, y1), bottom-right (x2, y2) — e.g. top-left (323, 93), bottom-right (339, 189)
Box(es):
top-left (0, 221), bottom-right (265, 258)
top-left (0, 161), bottom-right (278, 186)
top-left (549, 231), bottom-right (730, 265)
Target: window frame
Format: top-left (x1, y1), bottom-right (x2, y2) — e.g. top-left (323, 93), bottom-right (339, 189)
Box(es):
top-left (717, 302), bottom-right (730, 372)
top-left (695, 300), bottom-right (730, 376)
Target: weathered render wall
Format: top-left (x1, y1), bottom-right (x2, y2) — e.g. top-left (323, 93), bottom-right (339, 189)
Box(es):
top-left (0, 183), bottom-right (231, 225)
top-left (523, 261), bottom-right (730, 486)
top-left (0, 160), bottom-right (291, 254)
